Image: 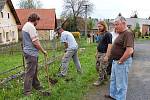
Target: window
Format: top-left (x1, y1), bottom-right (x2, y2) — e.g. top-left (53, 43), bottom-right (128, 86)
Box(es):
top-left (12, 31), bottom-right (15, 40)
top-left (8, 13), bottom-right (9, 19)
top-left (1, 12), bottom-right (3, 18)
top-left (6, 32), bottom-right (9, 41)
top-left (0, 33), bottom-right (2, 43)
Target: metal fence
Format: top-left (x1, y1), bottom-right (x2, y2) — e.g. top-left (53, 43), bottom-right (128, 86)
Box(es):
top-left (0, 35), bottom-right (84, 84)
top-left (0, 37), bottom-right (64, 83)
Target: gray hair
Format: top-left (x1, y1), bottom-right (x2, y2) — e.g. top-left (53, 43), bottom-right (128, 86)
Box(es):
top-left (114, 16), bottom-right (126, 23)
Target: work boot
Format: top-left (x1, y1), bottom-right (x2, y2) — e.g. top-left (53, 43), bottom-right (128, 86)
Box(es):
top-left (34, 86), bottom-right (44, 91)
top-left (77, 70), bottom-right (83, 74)
top-left (104, 94), bottom-right (116, 100)
top-left (39, 90), bottom-right (51, 96)
top-left (24, 91), bottom-right (32, 96)
top-left (57, 73), bottom-right (65, 77)
top-left (93, 80), bottom-right (102, 86)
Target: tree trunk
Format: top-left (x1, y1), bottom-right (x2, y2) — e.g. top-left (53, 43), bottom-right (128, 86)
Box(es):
top-left (73, 16), bottom-right (77, 32)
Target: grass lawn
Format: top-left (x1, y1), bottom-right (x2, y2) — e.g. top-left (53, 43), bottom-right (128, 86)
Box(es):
top-left (0, 39), bottom-right (99, 100)
top-left (0, 39), bottom-right (64, 78)
top-left (0, 48), bottom-right (64, 79)
top-left (0, 53), bottom-right (23, 73)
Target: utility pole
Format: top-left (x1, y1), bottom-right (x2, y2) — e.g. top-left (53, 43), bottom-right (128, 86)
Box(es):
top-left (84, 5), bottom-right (88, 38)
top-left (28, 0), bottom-right (33, 8)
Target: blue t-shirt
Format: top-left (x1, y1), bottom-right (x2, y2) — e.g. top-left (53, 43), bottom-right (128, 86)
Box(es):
top-left (95, 34), bottom-right (103, 43)
top-left (97, 32), bottom-right (112, 53)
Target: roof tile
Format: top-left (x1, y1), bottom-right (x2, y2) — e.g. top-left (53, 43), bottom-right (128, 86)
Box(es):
top-left (16, 9), bottom-right (56, 30)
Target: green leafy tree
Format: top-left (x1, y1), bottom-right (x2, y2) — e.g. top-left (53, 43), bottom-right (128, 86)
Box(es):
top-left (134, 23), bottom-right (141, 38)
top-left (62, 16), bottom-right (85, 32)
top-left (87, 17), bottom-right (94, 31)
top-left (18, 0), bottom-right (42, 9)
top-left (62, 16), bottom-right (74, 31)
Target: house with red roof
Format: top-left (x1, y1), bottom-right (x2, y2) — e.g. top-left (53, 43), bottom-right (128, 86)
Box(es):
top-left (16, 9), bottom-right (57, 40)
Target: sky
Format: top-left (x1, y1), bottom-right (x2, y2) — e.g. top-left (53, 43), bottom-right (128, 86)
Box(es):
top-left (11, 0), bottom-right (150, 19)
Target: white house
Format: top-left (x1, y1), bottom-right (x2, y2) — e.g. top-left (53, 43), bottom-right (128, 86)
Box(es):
top-left (108, 18), bottom-right (150, 35)
top-left (0, 0), bottom-right (20, 45)
top-left (126, 18), bottom-right (150, 35)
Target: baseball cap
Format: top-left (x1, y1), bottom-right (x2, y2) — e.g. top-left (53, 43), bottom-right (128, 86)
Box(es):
top-left (55, 26), bottom-right (62, 32)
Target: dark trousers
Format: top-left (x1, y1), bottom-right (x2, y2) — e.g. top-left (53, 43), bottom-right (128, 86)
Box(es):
top-left (24, 53), bottom-right (40, 93)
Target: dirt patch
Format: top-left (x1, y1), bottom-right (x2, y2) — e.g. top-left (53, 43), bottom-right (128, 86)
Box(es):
top-left (84, 82), bottom-right (111, 100)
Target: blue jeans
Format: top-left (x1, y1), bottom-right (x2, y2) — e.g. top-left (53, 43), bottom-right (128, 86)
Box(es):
top-left (110, 57), bottom-right (132, 100)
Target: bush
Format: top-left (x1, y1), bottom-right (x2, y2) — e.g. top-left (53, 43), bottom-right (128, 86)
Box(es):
top-left (72, 32), bottom-right (80, 38)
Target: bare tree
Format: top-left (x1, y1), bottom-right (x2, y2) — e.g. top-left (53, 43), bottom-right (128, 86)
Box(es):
top-left (130, 11), bottom-right (138, 18)
top-left (61, 0), bottom-right (94, 31)
top-left (118, 13), bottom-right (122, 16)
top-left (18, 0), bottom-right (42, 9)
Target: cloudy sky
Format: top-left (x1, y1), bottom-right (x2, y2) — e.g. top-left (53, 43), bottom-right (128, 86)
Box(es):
top-left (11, 0), bottom-right (150, 19)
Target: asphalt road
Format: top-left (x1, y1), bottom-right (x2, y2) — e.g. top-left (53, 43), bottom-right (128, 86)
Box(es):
top-left (84, 40), bottom-right (150, 100)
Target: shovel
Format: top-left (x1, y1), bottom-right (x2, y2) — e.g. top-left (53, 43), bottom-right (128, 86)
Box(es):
top-left (41, 55), bottom-right (51, 96)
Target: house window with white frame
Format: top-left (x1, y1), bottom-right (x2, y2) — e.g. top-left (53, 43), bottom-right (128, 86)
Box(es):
top-left (1, 12), bottom-right (3, 18)
top-left (0, 33), bottom-right (2, 43)
top-left (12, 31), bottom-right (15, 40)
top-left (6, 32), bottom-right (9, 41)
top-left (8, 13), bottom-right (10, 19)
